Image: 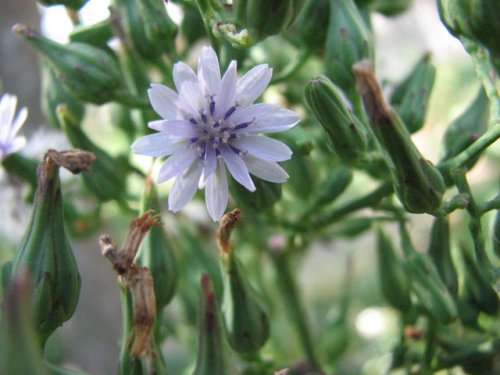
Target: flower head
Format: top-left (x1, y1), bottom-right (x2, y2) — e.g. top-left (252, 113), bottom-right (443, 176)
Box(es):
top-left (132, 46), bottom-right (299, 221)
top-left (0, 93), bottom-right (27, 160)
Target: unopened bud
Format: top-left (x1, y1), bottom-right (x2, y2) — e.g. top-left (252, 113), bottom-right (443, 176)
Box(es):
top-left (294, 0), bottom-right (330, 49)
top-left (390, 53), bottom-right (436, 133)
top-left (305, 76), bottom-right (368, 162)
top-left (13, 24), bottom-right (124, 105)
top-left (325, 0), bottom-right (374, 94)
top-left (353, 60), bottom-right (445, 213)
top-left (10, 151), bottom-right (87, 346)
top-left (374, 0), bottom-right (412, 16)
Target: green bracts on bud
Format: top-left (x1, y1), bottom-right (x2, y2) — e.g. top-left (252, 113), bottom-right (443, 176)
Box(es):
top-left (10, 155), bottom-right (81, 346)
top-left (428, 217), bottom-right (458, 296)
top-left (1, 270), bottom-right (49, 375)
top-left (58, 105), bottom-right (128, 203)
top-left (325, 0), bottom-right (374, 94)
top-left (234, 0), bottom-right (305, 42)
top-left (374, 0), bottom-right (412, 16)
top-left (305, 76), bottom-right (368, 162)
top-left (294, 0), bottom-right (330, 49)
top-left (13, 24), bottom-right (123, 105)
top-left (405, 253), bottom-right (457, 324)
top-left (69, 18), bottom-right (114, 50)
top-left (220, 251), bottom-right (270, 356)
top-left (460, 247), bottom-right (498, 316)
top-left (36, 0), bottom-right (88, 10)
top-left (390, 53), bottom-right (436, 133)
top-left (353, 61), bottom-right (445, 213)
top-left (137, 178), bottom-right (177, 313)
top-left (192, 274), bottom-right (238, 375)
top-left (493, 210), bottom-right (500, 258)
top-left (41, 60), bottom-right (85, 129)
top-left (376, 229), bottom-right (412, 313)
top-left (441, 87), bottom-right (489, 165)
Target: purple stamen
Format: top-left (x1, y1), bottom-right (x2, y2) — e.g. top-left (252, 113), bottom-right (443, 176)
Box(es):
top-left (224, 105), bottom-right (238, 120)
top-left (234, 121), bottom-right (251, 130)
top-left (209, 97), bottom-right (215, 116)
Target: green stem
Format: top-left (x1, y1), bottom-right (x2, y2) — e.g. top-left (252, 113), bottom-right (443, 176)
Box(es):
top-left (480, 193), bottom-right (500, 214)
top-left (437, 122), bottom-right (500, 172)
top-left (270, 50), bottom-right (312, 84)
top-left (311, 183), bottom-right (393, 230)
top-left (269, 250), bottom-right (322, 372)
top-left (451, 169), bottom-right (491, 269)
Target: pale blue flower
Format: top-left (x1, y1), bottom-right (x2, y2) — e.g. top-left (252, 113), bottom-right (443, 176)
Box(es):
top-left (132, 46), bottom-right (299, 221)
top-left (0, 93), bottom-right (27, 160)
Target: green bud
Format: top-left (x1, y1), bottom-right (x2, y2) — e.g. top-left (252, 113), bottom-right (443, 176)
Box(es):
top-left (13, 24), bottom-right (124, 105)
top-left (232, 177), bottom-right (282, 212)
top-left (36, 0), bottom-right (88, 10)
top-left (294, 0), bottom-right (330, 49)
top-left (235, 0), bottom-right (304, 42)
top-left (460, 246), bottom-right (498, 316)
top-left (441, 87), bottom-right (489, 166)
top-left (493, 210), bottom-right (500, 258)
top-left (437, 0), bottom-right (473, 40)
top-left (69, 18), bottom-right (114, 50)
top-left (282, 153), bottom-right (315, 199)
top-left (427, 217), bottom-right (458, 296)
top-left (311, 165), bottom-right (353, 210)
top-left (58, 105), bottom-right (129, 203)
top-left (374, 0), bottom-right (412, 16)
top-left (325, 0), bottom-right (374, 94)
top-left (114, 0), bottom-right (177, 60)
top-left (10, 154), bottom-right (82, 346)
top-left (192, 273), bottom-right (238, 375)
top-left (305, 76), bottom-right (368, 162)
top-left (405, 253), bottom-right (457, 324)
top-left (376, 229), bottom-right (412, 312)
top-left (353, 61), bottom-right (445, 213)
top-left (40, 60), bottom-right (85, 129)
top-left (1, 270), bottom-right (49, 375)
top-left (390, 53), bottom-right (436, 133)
top-left (137, 178), bottom-right (178, 313)
top-left (220, 251), bottom-right (270, 356)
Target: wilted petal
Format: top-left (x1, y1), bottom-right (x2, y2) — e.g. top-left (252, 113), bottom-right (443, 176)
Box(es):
top-left (219, 144), bottom-right (255, 191)
top-left (198, 46), bottom-right (221, 96)
top-left (214, 61), bottom-right (237, 119)
top-left (205, 160), bottom-right (228, 221)
top-left (148, 84), bottom-right (179, 120)
top-left (235, 64), bottom-right (272, 106)
top-left (157, 147), bottom-right (198, 183)
top-left (148, 119), bottom-right (197, 137)
top-left (243, 155), bottom-right (289, 183)
top-left (231, 135), bottom-right (292, 161)
top-left (168, 162), bottom-right (202, 212)
top-left (132, 133), bottom-right (186, 157)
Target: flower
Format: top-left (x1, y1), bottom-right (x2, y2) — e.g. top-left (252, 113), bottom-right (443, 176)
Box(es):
top-left (0, 93), bottom-right (27, 160)
top-left (132, 46), bottom-right (299, 221)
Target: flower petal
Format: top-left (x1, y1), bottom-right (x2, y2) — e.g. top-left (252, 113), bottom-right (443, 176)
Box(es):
top-left (201, 140), bottom-right (217, 182)
top-left (148, 84), bottom-right (179, 120)
top-left (131, 133), bottom-right (186, 157)
top-left (0, 94), bottom-right (16, 140)
top-left (243, 155), bottom-right (289, 183)
top-left (168, 162), bottom-right (202, 212)
top-left (230, 135), bottom-right (292, 161)
top-left (235, 64), bottom-right (272, 106)
top-left (9, 107), bottom-right (27, 139)
top-left (218, 144), bottom-right (255, 191)
top-left (148, 119), bottom-right (197, 137)
top-left (173, 61), bottom-right (198, 92)
top-left (198, 46), bottom-right (221, 97)
top-left (214, 61), bottom-right (237, 119)
top-left (157, 147), bottom-right (199, 183)
top-left (205, 159), bottom-right (228, 221)
top-left (178, 80), bottom-right (204, 115)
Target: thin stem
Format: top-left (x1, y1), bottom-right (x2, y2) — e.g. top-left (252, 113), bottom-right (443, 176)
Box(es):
top-left (437, 122), bottom-right (500, 172)
top-left (269, 250), bottom-right (322, 372)
top-left (451, 169), bottom-right (491, 269)
top-left (480, 193), bottom-right (500, 214)
top-left (312, 183), bottom-right (393, 230)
